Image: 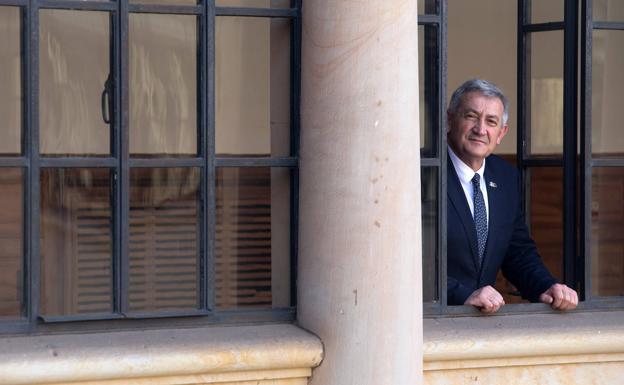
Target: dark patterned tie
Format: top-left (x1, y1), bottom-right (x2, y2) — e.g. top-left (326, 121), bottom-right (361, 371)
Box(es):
top-left (472, 173), bottom-right (487, 266)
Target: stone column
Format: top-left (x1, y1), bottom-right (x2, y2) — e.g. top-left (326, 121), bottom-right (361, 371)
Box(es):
top-left (298, 1), bottom-right (423, 385)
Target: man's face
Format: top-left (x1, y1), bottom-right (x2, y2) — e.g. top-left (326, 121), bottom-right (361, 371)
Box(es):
top-left (447, 91), bottom-right (509, 170)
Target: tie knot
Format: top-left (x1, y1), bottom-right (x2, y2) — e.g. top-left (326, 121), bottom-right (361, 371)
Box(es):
top-left (472, 173), bottom-right (480, 186)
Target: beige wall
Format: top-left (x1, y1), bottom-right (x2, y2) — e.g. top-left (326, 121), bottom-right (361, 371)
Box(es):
top-left (446, 0), bottom-right (564, 155)
top-left (592, 1), bottom-right (624, 154)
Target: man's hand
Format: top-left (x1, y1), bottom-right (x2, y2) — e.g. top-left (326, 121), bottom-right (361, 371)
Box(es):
top-left (539, 283), bottom-right (578, 310)
top-left (464, 285), bottom-right (505, 313)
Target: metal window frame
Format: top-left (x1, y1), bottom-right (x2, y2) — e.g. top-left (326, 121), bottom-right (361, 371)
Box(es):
top-left (518, 0), bottom-right (579, 290)
top-left (0, 0), bottom-right (300, 334)
top-left (420, 0), bottom-right (448, 315)
top-left (425, 0), bottom-right (624, 317)
top-left (581, 0), bottom-right (624, 303)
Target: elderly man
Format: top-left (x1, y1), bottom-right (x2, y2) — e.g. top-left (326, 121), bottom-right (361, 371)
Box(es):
top-left (446, 79), bottom-right (578, 313)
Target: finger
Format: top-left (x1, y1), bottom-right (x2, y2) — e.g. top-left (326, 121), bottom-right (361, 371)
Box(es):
top-left (483, 297), bottom-right (503, 313)
top-left (479, 297), bottom-right (495, 313)
top-left (540, 293), bottom-right (553, 304)
top-left (563, 289), bottom-right (578, 310)
top-left (551, 288), bottom-right (564, 309)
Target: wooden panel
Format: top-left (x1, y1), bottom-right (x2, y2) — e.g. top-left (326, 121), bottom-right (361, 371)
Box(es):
top-left (495, 160), bottom-right (563, 304)
top-left (592, 167), bottom-right (624, 296)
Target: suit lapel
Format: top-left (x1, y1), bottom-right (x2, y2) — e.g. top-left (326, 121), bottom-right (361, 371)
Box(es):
top-left (447, 157), bottom-right (480, 271)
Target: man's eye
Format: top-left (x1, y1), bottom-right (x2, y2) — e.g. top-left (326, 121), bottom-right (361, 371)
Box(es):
top-left (487, 119), bottom-right (498, 126)
top-left (465, 113), bottom-right (477, 119)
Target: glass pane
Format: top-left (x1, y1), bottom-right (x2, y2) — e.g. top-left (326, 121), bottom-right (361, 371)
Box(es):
top-left (216, 0), bottom-right (289, 8)
top-left (418, 0), bottom-right (437, 14)
top-left (529, 0), bottom-right (564, 24)
top-left (40, 10), bottom-right (111, 157)
top-left (529, 31), bottom-right (564, 156)
top-left (419, 25), bottom-right (438, 158)
top-left (0, 169), bottom-right (23, 320)
top-left (130, 14), bottom-right (197, 157)
top-left (421, 167), bottom-right (438, 303)
top-left (591, 167), bottom-right (624, 296)
top-left (593, 0), bottom-right (624, 22)
top-left (591, 30), bottom-right (624, 157)
top-left (129, 168), bottom-right (200, 312)
top-left (40, 168), bottom-right (112, 316)
top-left (215, 167), bottom-right (291, 309)
top-left (216, 17), bottom-right (291, 157)
top-left (0, 7), bottom-right (21, 156)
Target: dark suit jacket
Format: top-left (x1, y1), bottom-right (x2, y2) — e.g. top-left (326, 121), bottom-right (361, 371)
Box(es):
top-left (447, 154), bottom-right (557, 305)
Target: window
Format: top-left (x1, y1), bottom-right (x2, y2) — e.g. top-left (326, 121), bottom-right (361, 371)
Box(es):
top-left (0, 0), bottom-right (300, 332)
top-left (422, 0), bottom-right (624, 315)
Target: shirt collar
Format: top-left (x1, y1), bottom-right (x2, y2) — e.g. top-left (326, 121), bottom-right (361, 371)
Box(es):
top-left (448, 146), bottom-right (486, 184)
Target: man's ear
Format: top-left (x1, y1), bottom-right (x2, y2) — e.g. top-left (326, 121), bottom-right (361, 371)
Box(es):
top-left (496, 124), bottom-right (509, 145)
top-left (446, 111), bottom-right (453, 133)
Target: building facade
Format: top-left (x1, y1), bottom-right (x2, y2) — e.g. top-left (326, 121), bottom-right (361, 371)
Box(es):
top-left (0, 0), bottom-right (623, 384)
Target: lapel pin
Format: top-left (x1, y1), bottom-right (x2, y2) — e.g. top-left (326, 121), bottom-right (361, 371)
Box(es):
top-left (489, 181), bottom-right (497, 188)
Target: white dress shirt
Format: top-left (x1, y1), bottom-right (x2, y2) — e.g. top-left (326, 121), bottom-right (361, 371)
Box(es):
top-left (448, 146), bottom-right (489, 226)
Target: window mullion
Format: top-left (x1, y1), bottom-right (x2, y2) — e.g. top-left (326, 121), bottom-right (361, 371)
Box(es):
top-left (439, 0), bottom-right (448, 308)
top-left (562, 0), bottom-right (579, 290)
top-left (27, 0), bottom-right (41, 328)
top-left (206, 0), bottom-right (216, 312)
top-left (580, 0), bottom-right (591, 303)
top-left (118, 0), bottom-right (130, 315)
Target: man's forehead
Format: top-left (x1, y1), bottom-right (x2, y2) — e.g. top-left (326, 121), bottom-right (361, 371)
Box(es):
top-left (459, 91), bottom-right (504, 113)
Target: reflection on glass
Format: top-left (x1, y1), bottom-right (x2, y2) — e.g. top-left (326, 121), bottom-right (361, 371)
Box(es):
top-left (419, 25), bottom-right (438, 158)
top-left (592, 167), bottom-right (624, 296)
top-left (0, 7), bottom-right (21, 156)
top-left (216, 0), bottom-right (289, 8)
top-left (216, 17), bottom-right (291, 157)
top-left (215, 167), bottom-right (290, 309)
top-left (421, 167), bottom-right (438, 303)
top-left (40, 10), bottom-right (111, 157)
top-left (40, 168), bottom-right (112, 316)
top-left (592, 30), bottom-right (624, 157)
top-left (129, 168), bottom-right (200, 312)
top-left (593, 0), bottom-right (624, 21)
top-left (529, 31), bottom-right (563, 156)
top-left (130, 14), bottom-right (197, 157)
top-left (417, 0), bottom-right (437, 14)
top-left (0, 169), bottom-right (23, 319)
top-left (529, 0), bottom-right (563, 24)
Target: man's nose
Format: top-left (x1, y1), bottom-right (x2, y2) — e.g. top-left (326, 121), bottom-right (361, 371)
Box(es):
top-left (472, 120), bottom-right (487, 135)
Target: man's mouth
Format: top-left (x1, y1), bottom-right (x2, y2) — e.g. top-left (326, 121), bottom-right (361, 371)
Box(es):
top-left (468, 137), bottom-right (488, 145)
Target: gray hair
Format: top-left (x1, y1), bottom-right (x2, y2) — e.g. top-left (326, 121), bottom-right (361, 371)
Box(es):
top-left (448, 79), bottom-right (509, 126)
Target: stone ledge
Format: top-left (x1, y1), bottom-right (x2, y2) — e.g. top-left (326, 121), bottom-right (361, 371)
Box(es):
top-left (0, 323), bottom-right (323, 385)
top-left (424, 310), bottom-right (624, 368)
